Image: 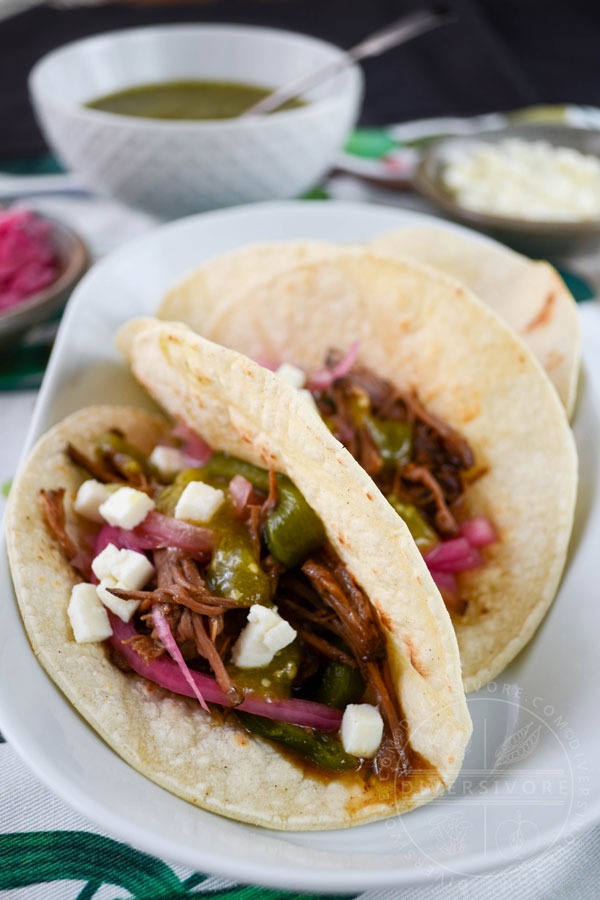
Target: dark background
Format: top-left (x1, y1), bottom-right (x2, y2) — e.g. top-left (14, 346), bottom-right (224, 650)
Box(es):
top-left (1, 0), bottom-right (599, 161)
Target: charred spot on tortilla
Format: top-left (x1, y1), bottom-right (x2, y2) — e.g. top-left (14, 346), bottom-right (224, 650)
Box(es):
top-left (523, 291), bottom-right (557, 333)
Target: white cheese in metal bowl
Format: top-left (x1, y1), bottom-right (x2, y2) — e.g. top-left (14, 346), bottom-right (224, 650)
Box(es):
top-left (442, 138), bottom-right (600, 221)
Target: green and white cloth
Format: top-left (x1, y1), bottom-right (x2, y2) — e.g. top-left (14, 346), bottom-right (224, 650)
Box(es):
top-left (1, 735), bottom-right (600, 897)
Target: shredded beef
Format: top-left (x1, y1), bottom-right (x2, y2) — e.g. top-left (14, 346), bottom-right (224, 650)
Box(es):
top-left (398, 464), bottom-right (460, 536)
top-left (313, 356), bottom-right (475, 537)
top-left (103, 449), bottom-right (151, 492)
top-left (192, 614), bottom-right (243, 705)
top-left (123, 634), bottom-right (164, 664)
top-left (365, 660), bottom-right (410, 779)
top-left (110, 586), bottom-right (234, 618)
top-left (39, 488), bottom-right (91, 577)
top-left (56, 423), bottom-right (417, 778)
top-left (154, 548), bottom-right (246, 611)
top-left (260, 466), bottom-right (278, 525)
top-left (288, 620), bottom-right (357, 667)
top-left (40, 488), bottom-right (78, 558)
top-left (301, 554), bottom-right (385, 663)
top-left (175, 607), bottom-right (195, 643)
top-left (66, 443), bottom-right (118, 483)
top-left (110, 545), bottom-right (244, 703)
top-left (299, 550), bottom-right (410, 776)
top-left (66, 441), bottom-right (153, 493)
top-left (356, 425), bottom-right (384, 476)
top-left (262, 554), bottom-right (283, 595)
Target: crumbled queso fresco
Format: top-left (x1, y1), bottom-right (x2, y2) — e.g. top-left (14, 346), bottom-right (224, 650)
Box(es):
top-left (442, 138), bottom-right (600, 221)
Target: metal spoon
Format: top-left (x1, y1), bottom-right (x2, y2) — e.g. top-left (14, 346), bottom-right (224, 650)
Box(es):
top-left (241, 5), bottom-right (456, 118)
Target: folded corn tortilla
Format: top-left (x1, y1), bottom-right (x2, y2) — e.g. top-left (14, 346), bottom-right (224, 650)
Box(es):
top-left (189, 249), bottom-right (578, 693)
top-left (159, 229), bottom-right (580, 416)
top-left (370, 226), bottom-right (580, 415)
top-left (7, 325), bottom-right (471, 829)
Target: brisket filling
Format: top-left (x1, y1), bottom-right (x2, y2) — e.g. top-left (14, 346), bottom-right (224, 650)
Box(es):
top-left (42, 441), bottom-right (412, 780)
top-left (313, 354), bottom-right (474, 538)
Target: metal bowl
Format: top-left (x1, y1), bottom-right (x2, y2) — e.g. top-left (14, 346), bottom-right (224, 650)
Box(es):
top-left (0, 214), bottom-right (88, 345)
top-left (414, 123), bottom-right (600, 257)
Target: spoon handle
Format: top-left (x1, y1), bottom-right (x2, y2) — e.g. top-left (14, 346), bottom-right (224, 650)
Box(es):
top-left (242, 5), bottom-right (455, 118)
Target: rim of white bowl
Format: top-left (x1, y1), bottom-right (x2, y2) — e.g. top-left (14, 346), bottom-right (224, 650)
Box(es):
top-left (29, 23), bottom-right (363, 131)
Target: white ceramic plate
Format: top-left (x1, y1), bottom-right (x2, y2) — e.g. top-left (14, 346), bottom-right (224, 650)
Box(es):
top-left (1, 201), bottom-right (598, 892)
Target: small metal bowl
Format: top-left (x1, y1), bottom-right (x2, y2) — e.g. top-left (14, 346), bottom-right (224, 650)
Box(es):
top-left (0, 214), bottom-right (88, 345)
top-left (414, 123), bottom-right (600, 258)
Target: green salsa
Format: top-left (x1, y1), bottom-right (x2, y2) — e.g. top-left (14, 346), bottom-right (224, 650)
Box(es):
top-left (85, 79), bottom-right (307, 120)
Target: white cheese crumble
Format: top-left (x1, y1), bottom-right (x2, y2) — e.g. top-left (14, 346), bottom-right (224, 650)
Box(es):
top-left (442, 138), bottom-right (600, 221)
top-left (231, 604), bottom-right (296, 668)
top-left (341, 704), bottom-right (384, 758)
top-left (91, 543), bottom-right (154, 622)
top-left (276, 362), bottom-right (306, 390)
top-left (174, 481), bottom-right (225, 522)
top-left (68, 583), bottom-right (112, 643)
top-left (99, 486), bottom-right (154, 530)
top-left (97, 578), bottom-right (140, 623)
top-left (91, 543), bottom-right (121, 581)
top-left (73, 480), bottom-right (113, 523)
top-left (149, 445), bottom-right (187, 477)
top-left (92, 543), bottom-right (154, 590)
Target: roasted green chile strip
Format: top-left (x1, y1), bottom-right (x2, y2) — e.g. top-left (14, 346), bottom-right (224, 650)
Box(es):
top-left (228, 643), bottom-right (301, 698)
top-left (156, 469), bottom-right (272, 606)
top-left (364, 415), bottom-right (412, 468)
top-left (95, 431), bottom-right (151, 479)
top-left (203, 454), bottom-right (326, 568)
top-left (207, 507), bottom-right (273, 606)
top-left (314, 661), bottom-right (365, 709)
top-left (155, 454), bottom-right (326, 601)
top-left (237, 712), bottom-right (359, 771)
top-left (387, 496), bottom-right (439, 553)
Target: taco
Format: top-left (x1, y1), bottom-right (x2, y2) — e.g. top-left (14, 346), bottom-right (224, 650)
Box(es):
top-left (370, 226), bottom-right (580, 415)
top-left (187, 249), bottom-right (578, 693)
top-left (6, 328), bottom-right (471, 830)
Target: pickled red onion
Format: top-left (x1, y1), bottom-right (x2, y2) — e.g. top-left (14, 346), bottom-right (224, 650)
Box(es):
top-left (459, 516), bottom-right (497, 548)
top-left (308, 341), bottom-right (361, 391)
top-left (254, 358), bottom-right (279, 371)
top-left (94, 513), bottom-right (213, 571)
top-left (171, 422), bottom-right (212, 466)
top-left (0, 208), bottom-right (57, 311)
top-left (135, 510), bottom-right (214, 552)
top-left (151, 604), bottom-right (209, 713)
top-left (424, 537), bottom-right (483, 573)
top-left (229, 474), bottom-right (253, 516)
top-left (95, 524), bottom-right (147, 556)
top-left (430, 570), bottom-right (458, 594)
top-left (109, 614), bottom-right (343, 730)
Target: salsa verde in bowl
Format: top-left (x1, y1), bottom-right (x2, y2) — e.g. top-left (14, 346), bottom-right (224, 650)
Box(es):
top-left (29, 24), bottom-right (362, 217)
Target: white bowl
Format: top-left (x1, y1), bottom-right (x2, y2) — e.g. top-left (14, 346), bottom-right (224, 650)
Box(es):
top-left (29, 24), bottom-right (363, 217)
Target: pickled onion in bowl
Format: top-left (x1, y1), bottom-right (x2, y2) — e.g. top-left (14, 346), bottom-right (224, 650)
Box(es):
top-left (0, 208), bottom-right (57, 312)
